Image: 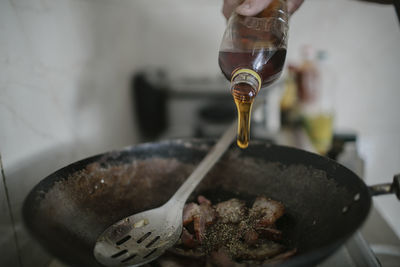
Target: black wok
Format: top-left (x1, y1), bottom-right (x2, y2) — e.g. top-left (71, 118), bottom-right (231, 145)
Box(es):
top-left (23, 139), bottom-right (399, 267)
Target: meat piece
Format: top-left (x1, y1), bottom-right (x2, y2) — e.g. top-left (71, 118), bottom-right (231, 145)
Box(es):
top-left (200, 202), bottom-right (217, 225)
top-left (194, 203), bottom-right (217, 243)
top-left (243, 229), bottom-right (259, 246)
top-left (215, 198), bottom-right (247, 224)
top-left (181, 227), bottom-right (198, 248)
top-left (197, 195), bottom-right (212, 205)
top-left (182, 201), bottom-right (216, 245)
top-left (256, 227), bottom-right (282, 241)
top-left (237, 221), bottom-right (259, 245)
top-left (235, 241), bottom-right (285, 260)
top-left (249, 196), bottom-right (284, 227)
top-left (183, 203), bottom-right (200, 225)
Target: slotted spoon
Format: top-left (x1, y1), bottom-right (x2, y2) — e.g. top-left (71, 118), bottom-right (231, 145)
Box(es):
top-left (93, 122), bottom-right (236, 266)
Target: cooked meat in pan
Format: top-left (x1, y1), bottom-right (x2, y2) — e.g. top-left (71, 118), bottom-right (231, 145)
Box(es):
top-left (168, 195), bottom-right (295, 266)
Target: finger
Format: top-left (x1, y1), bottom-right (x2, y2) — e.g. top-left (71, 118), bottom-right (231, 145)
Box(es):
top-left (222, 0), bottom-right (242, 19)
top-left (287, 0), bottom-right (304, 14)
top-left (236, 0), bottom-right (273, 17)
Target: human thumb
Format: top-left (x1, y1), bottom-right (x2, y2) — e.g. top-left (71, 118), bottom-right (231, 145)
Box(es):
top-left (236, 0), bottom-right (273, 16)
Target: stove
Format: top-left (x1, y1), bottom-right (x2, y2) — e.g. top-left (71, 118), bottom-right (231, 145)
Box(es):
top-left (319, 232), bottom-right (379, 267)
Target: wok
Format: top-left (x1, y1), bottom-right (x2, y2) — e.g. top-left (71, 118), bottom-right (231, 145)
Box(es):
top-left (23, 139), bottom-right (399, 267)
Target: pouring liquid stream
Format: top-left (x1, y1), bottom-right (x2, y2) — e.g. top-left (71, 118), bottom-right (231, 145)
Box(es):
top-left (232, 85), bottom-right (255, 149)
top-left (234, 99), bottom-right (253, 149)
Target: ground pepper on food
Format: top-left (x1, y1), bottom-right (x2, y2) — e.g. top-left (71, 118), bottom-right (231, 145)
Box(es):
top-left (175, 196), bottom-right (293, 265)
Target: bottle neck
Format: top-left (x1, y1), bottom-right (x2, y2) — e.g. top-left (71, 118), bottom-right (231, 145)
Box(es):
top-left (230, 69), bottom-right (261, 101)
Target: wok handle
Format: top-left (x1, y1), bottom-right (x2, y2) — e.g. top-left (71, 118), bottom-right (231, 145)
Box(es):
top-left (368, 174), bottom-right (400, 200)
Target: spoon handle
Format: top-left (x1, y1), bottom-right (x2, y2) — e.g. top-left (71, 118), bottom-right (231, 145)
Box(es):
top-left (169, 121), bottom-right (237, 207)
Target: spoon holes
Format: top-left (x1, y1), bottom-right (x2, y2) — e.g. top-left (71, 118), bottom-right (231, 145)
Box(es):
top-left (116, 235), bottom-right (131, 245)
top-left (143, 248), bottom-right (157, 259)
top-left (120, 254), bottom-right (137, 263)
top-left (111, 250), bottom-right (127, 258)
top-left (146, 236), bottom-right (160, 248)
top-left (137, 232), bottom-right (151, 243)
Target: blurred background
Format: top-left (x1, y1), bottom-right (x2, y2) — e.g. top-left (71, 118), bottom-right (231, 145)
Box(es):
top-left (1, 0), bottom-right (400, 266)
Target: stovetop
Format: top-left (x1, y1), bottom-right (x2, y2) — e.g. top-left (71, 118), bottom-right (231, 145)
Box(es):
top-left (319, 232), bottom-right (379, 267)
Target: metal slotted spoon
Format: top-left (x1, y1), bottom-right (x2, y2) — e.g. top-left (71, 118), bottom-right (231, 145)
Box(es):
top-left (93, 122), bottom-right (237, 266)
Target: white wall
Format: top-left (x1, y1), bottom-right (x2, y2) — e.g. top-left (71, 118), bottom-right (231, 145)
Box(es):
top-left (0, 0), bottom-right (143, 265)
top-left (1, 0), bottom-right (399, 265)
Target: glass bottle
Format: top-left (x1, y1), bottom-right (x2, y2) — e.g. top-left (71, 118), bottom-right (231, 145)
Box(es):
top-left (300, 49), bottom-right (335, 155)
top-left (218, 0), bottom-right (289, 148)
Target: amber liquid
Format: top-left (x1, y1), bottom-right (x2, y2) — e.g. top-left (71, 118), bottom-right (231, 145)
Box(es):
top-left (219, 49), bottom-right (287, 89)
top-left (219, 49), bottom-right (286, 148)
top-left (234, 98), bottom-right (253, 148)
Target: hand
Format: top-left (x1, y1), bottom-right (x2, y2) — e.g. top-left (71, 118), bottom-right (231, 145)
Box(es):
top-left (222, 0), bottom-right (304, 19)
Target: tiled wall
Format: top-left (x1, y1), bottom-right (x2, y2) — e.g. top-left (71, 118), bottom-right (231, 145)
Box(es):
top-left (1, 0), bottom-right (399, 265)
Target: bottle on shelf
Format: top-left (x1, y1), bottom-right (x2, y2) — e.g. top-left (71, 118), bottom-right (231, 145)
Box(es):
top-left (298, 47), bottom-right (335, 155)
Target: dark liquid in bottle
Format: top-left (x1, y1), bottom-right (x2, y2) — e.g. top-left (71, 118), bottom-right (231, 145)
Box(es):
top-left (218, 48), bottom-right (287, 88)
top-left (219, 49), bottom-right (286, 148)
